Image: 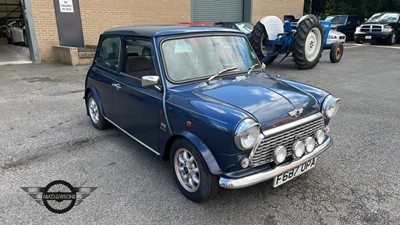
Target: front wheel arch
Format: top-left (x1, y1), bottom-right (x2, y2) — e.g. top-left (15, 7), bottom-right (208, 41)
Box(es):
top-left (163, 131), bottom-right (222, 175)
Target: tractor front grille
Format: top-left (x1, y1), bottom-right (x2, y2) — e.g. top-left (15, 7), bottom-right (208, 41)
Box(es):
top-left (250, 115), bottom-right (325, 167)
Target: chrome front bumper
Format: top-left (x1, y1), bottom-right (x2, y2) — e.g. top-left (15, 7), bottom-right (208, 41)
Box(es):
top-left (219, 135), bottom-right (333, 189)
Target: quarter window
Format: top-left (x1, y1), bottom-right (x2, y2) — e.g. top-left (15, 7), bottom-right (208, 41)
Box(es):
top-left (96, 37), bottom-right (121, 71)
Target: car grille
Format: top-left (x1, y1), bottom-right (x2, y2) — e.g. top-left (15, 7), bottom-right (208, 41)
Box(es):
top-left (250, 115), bottom-right (325, 167)
top-left (360, 25), bottom-right (382, 32)
top-left (372, 26), bottom-right (382, 32)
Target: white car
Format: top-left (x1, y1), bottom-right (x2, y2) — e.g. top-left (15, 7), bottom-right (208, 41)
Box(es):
top-left (327, 30), bottom-right (346, 45)
top-left (6, 19), bottom-right (28, 46)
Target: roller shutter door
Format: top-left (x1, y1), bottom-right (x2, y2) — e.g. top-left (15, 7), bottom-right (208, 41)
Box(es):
top-left (192, 0), bottom-right (243, 22)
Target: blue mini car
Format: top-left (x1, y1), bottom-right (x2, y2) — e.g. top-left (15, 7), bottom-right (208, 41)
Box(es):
top-left (84, 25), bottom-right (340, 202)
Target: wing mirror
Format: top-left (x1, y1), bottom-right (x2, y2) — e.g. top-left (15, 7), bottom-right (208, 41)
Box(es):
top-left (142, 75), bottom-right (162, 91)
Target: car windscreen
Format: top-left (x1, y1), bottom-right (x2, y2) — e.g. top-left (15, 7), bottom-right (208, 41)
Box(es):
top-left (162, 35), bottom-right (259, 83)
top-left (325, 16), bottom-right (347, 24)
top-left (366, 13), bottom-right (400, 23)
top-left (235, 22), bottom-right (254, 34)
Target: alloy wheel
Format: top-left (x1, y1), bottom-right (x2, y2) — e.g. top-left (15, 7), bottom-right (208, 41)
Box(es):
top-left (174, 148), bottom-right (200, 192)
top-left (88, 98), bottom-right (99, 124)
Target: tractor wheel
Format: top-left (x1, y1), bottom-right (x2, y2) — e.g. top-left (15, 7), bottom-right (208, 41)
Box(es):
top-left (329, 42), bottom-right (343, 63)
top-left (249, 22), bottom-right (276, 63)
top-left (292, 15), bottom-right (324, 69)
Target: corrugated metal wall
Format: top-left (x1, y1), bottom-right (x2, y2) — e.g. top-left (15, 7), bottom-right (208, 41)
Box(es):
top-left (192, 0), bottom-right (243, 22)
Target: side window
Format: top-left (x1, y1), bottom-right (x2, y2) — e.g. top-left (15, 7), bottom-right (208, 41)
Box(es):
top-left (123, 38), bottom-right (156, 79)
top-left (96, 37), bottom-right (121, 71)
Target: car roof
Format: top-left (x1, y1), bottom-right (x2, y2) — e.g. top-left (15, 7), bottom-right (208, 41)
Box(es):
top-left (103, 25), bottom-right (242, 37)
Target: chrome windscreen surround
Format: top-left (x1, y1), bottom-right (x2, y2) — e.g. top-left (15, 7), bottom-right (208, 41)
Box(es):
top-left (249, 113), bottom-right (324, 167)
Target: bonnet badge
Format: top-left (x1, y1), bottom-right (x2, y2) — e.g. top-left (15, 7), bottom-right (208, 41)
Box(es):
top-left (288, 108), bottom-right (304, 118)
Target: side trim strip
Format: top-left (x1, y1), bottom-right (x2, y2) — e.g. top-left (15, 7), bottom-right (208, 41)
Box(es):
top-left (104, 117), bottom-right (160, 156)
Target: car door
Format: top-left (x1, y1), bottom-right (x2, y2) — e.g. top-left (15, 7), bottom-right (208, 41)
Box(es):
top-left (89, 36), bottom-right (122, 119)
top-left (112, 37), bottom-right (162, 152)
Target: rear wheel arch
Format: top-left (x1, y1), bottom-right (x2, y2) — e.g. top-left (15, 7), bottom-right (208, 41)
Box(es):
top-left (84, 87), bottom-right (105, 117)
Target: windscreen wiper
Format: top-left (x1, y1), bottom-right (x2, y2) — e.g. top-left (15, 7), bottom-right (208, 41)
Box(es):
top-left (207, 67), bottom-right (237, 85)
top-left (246, 63), bottom-right (260, 76)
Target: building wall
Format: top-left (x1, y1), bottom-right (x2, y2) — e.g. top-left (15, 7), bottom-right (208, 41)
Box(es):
top-left (79, 0), bottom-right (191, 46)
top-left (30, 0), bottom-right (59, 60)
top-left (252, 0), bottom-right (305, 23)
top-left (30, 0), bottom-right (303, 61)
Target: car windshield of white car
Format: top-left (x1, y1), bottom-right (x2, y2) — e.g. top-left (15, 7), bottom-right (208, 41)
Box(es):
top-left (366, 13), bottom-right (400, 23)
top-left (162, 35), bottom-right (259, 83)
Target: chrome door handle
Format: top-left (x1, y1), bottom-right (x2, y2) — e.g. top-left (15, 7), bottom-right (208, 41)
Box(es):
top-left (112, 83), bottom-right (121, 90)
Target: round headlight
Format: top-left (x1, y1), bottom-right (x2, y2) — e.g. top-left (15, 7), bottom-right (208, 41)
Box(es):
top-left (304, 137), bottom-right (316, 153)
top-left (274, 146), bottom-right (287, 164)
top-left (322, 95), bottom-right (340, 119)
top-left (234, 119), bottom-right (261, 150)
top-left (292, 141), bottom-right (305, 158)
top-left (315, 130), bottom-right (326, 145)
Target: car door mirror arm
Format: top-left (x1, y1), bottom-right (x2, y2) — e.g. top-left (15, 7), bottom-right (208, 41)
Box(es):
top-left (154, 84), bottom-right (163, 92)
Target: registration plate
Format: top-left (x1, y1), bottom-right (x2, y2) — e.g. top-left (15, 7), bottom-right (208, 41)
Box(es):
top-left (273, 158), bottom-right (317, 188)
top-left (365, 36), bottom-right (372, 40)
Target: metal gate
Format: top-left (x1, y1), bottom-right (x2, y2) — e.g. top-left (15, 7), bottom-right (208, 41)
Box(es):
top-left (192, 0), bottom-right (244, 22)
top-left (53, 0), bottom-right (84, 47)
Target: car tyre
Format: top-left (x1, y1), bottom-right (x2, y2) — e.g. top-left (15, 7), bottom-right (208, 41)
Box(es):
top-left (86, 92), bottom-right (109, 130)
top-left (292, 15), bottom-right (324, 69)
top-left (329, 42), bottom-right (343, 63)
top-left (170, 138), bottom-right (219, 202)
top-left (249, 22), bottom-right (277, 63)
top-left (386, 32), bottom-right (397, 45)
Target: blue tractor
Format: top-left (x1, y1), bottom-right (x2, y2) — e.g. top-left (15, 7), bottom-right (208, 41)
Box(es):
top-left (249, 14), bottom-right (344, 69)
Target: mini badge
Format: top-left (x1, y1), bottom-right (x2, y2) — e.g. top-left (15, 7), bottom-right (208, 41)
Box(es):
top-left (21, 180), bottom-right (96, 214)
top-left (288, 108), bottom-right (304, 118)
